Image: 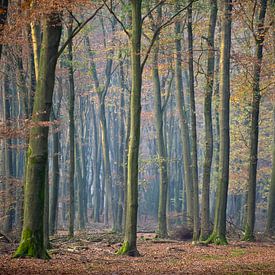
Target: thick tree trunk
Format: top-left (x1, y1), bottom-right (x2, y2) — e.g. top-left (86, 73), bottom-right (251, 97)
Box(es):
top-left (85, 35), bottom-right (113, 226)
top-left (99, 101), bottom-right (113, 225)
top-left (76, 136), bottom-right (85, 229)
top-left (91, 101), bottom-right (100, 222)
top-left (14, 14), bottom-right (62, 259)
top-left (43, 163), bottom-right (49, 248)
top-left (200, 0), bottom-right (217, 241)
top-left (68, 18), bottom-right (75, 238)
top-left (152, 37), bottom-right (168, 238)
top-left (187, 1), bottom-right (199, 242)
top-left (266, 105), bottom-right (275, 234)
top-left (117, 0), bottom-right (142, 256)
top-left (207, 0), bottom-right (232, 245)
top-left (174, 13), bottom-right (193, 228)
top-left (49, 123), bottom-right (60, 235)
top-left (116, 52), bottom-right (126, 232)
top-left (210, 28), bottom-right (221, 222)
top-left (266, 2), bottom-right (275, 234)
top-left (2, 61), bottom-right (14, 233)
top-left (243, 0), bottom-right (267, 242)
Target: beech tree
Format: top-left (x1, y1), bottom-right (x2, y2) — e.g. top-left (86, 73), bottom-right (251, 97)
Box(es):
top-left (207, 0), bottom-right (232, 245)
top-left (14, 12), bottom-right (62, 258)
top-left (200, 0), bottom-right (217, 241)
top-left (243, 0), bottom-right (268, 242)
top-left (0, 0), bottom-right (274, 266)
top-left (265, 0), bottom-right (275, 236)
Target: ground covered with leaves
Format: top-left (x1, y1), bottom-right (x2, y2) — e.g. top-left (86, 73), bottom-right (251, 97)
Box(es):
top-left (1, 230), bottom-right (275, 274)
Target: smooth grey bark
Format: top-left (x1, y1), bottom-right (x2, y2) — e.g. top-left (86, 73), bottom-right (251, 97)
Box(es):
top-left (14, 13), bottom-right (62, 258)
top-left (84, 33), bottom-right (114, 226)
top-left (117, 0), bottom-right (142, 256)
top-left (49, 123), bottom-right (60, 235)
top-left (115, 51), bottom-right (126, 232)
top-left (266, 1), bottom-right (275, 235)
top-left (2, 60), bottom-right (13, 233)
top-left (68, 17), bottom-right (75, 238)
top-left (267, 105), bottom-right (275, 234)
top-left (149, 4), bottom-right (169, 238)
top-left (207, 0), bottom-right (232, 245)
top-left (174, 12), bottom-right (193, 228)
top-left (243, 0), bottom-right (267, 242)
top-left (91, 101), bottom-right (100, 222)
top-left (187, 1), bottom-right (199, 241)
top-left (200, 0), bottom-right (217, 241)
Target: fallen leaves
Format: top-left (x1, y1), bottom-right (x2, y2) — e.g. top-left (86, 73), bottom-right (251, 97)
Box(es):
top-left (1, 232), bottom-right (275, 274)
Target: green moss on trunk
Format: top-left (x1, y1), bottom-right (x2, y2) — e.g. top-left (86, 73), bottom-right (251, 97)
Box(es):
top-left (242, 227), bottom-right (255, 242)
top-left (116, 241), bottom-right (140, 257)
top-left (13, 228), bottom-right (50, 259)
top-left (205, 232), bottom-right (228, 245)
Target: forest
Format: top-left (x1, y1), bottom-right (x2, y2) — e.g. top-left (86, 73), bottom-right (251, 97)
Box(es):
top-left (0, 0), bottom-right (275, 274)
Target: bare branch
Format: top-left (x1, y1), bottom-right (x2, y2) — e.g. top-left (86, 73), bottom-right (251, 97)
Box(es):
top-left (142, 0), bottom-right (166, 24)
top-left (103, 0), bottom-right (130, 37)
top-left (57, 5), bottom-right (103, 58)
top-left (67, 10), bottom-right (81, 27)
top-left (141, 0), bottom-right (198, 72)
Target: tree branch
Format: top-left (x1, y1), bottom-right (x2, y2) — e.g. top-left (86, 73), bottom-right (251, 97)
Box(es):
top-left (142, 0), bottom-right (166, 24)
top-left (67, 10), bottom-right (81, 27)
top-left (57, 5), bottom-right (103, 58)
top-left (103, 0), bottom-right (130, 37)
top-left (161, 72), bottom-right (174, 113)
top-left (141, 0), bottom-right (198, 72)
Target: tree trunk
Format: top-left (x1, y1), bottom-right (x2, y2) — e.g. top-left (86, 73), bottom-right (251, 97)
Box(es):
top-left (200, 0), bottom-right (217, 241)
top-left (116, 52), bottom-right (126, 232)
top-left (207, 0), bottom-right (232, 245)
top-left (243, 0), bottom-right (267, 242)
top-left (174, 11), bottom-right (193, 228)
top-left (187, 1), bottom-right (199, 242)
top-left (266, 105), bottom-right (275, 235)
top-left (43, 162), bottom-right (49, 248)
top-left (152, 36), bottom-right (168, 238)
top-left (68, 17), bottom-right (75, 238)
top-left (266, 1), bottom-right (275, 235)
top-left (117, 0), bottom-right (142, 256)
top-left (84, 35), bottom-right (114, 226)
top-left (2, 60), bottom-right (14, 233)
top-left (14, 13), bottom-right (62, 259)
top-left (49, 113), bottom-right (60, 235)
top-left (76, 133), bottom-right (85, 229)
top-left (91, 101), bottom-right (100, 222)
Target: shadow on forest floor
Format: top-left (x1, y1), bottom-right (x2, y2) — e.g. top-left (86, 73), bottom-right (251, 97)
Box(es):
top-left (1, 226), bottom-right (275, 274)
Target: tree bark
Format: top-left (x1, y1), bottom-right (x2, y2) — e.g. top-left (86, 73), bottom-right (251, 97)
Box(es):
top-left (84, 34), bottom-right (114, 226)
top-left (266, 0), bottom-right (275, 235)
top-left (200, 0), bottom-right (217, 241)
top-left (68, 17), bottom-right (75, 238)
top-left (174, 10), bottom-right (193, 228)
top-left (266, 105), bottom-right (275, 235)
top-left (243, 0), bottom-right (267, 242)
top-left (117, 0), bottom-right (142, 256)
top-left (207, 0), bottom-right (232, 245)
top-left (14, 13), bottom-right (62, 259)
top-left (187, 1), bottom-right (199, 242)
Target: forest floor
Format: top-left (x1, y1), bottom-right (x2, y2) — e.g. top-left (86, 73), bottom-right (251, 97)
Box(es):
top-left (1, 228), bottom-right (275, 274)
